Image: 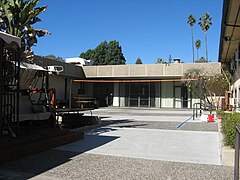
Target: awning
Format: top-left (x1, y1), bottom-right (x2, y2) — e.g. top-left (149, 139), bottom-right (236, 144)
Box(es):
top-left (0, 31), bottom-right (21, 48)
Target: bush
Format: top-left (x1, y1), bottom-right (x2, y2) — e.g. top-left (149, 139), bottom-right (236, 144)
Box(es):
top-left (216, 109), bottom-right (224, 116)
top-left (221, 113), bottom-right (240, 148)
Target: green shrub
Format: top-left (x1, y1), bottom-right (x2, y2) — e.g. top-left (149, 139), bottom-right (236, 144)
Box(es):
top-left (216, 109), bottom-right (224, 116)
top-left (221, 113), bottom-right (240, 148)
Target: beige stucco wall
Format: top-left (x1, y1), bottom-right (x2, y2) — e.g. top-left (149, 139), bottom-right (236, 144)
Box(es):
top-left (82, 63), bottom-right (221, 79)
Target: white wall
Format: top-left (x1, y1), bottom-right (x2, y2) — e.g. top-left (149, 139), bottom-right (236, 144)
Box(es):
top-left (161, 82), bottom-right (174, 108)
top-left (113, 82), bottom-right (119, 107)
top-left (155, 82), bottom-right (161, 108)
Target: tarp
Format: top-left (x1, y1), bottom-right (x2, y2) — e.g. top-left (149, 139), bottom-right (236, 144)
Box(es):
top-left (20, 62), bottom-right (47, 71)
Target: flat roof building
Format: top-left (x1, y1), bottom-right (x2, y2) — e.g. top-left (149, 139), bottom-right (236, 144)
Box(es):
top-left (34, 56), bottom-right (221, 109)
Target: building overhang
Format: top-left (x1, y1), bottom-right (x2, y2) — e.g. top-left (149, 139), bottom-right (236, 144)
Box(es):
top-left (81, 63), bottom-right (221, 79)
top-left (219, 0), bottom-right (240, 64)
top-left (74, 78), bottom-right (198, 83)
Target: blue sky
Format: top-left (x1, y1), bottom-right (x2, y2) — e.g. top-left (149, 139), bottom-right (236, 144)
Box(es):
top-left (33, 0), bottom-right (223, 64)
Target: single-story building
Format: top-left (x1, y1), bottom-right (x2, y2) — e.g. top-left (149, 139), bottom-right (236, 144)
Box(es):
top-left (34, 56), bottom-right (221, 109)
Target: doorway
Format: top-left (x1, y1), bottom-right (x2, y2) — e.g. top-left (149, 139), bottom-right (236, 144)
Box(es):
top-left (174, 84), bottom-right (188, 108)
top-left (93, 82), bottom-right (113, 107)
top-left (127, 82), bottom-right (155, 107)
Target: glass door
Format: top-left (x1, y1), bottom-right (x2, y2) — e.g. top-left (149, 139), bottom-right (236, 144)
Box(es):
top-left (139, 83), bottom-right (149, 107)
top-left (174, 86), bottom-right (182, 108)
top-left (181, 84), bottom-right (188, 108)
top-left (174, 84), bottom-right (188, 108)
top-left (129, 83), bottom-right (152, 107)
top-left (127, 82), bottom-right (156, 107)
top-left (129, 83), bottom-right (139, 106)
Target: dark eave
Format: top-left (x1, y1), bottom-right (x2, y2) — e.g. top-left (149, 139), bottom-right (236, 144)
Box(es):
top-left (219, 0), bottom-right (240, 64)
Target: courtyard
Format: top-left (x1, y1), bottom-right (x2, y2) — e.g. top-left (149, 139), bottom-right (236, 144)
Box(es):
top-left (0, 108), bottom-right (234, 179)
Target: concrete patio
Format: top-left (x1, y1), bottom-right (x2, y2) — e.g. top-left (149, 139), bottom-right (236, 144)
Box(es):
top-left (0, 108), bottom-right (234, 179)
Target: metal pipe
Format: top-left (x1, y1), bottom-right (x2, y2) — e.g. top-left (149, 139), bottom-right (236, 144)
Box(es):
top-left (234, 125), bottom-right (240, 180)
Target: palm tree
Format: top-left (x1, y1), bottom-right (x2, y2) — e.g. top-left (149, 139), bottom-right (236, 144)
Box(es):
top-left (0, 0), bottom-right (50, 61)
top-left (156, 58), bottom-right (165, 64)
top-left (198, 13), bottom-right (212, 62)
top-left (187, 14), bottom-right (196, 63)
top-left (195, 39), bottom-right (201, 61)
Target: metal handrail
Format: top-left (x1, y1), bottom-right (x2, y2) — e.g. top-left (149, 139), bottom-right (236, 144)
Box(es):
top-left (234, 124), bottom-right (240, 180)
top-left (193, 103), bottom-right (202, 120)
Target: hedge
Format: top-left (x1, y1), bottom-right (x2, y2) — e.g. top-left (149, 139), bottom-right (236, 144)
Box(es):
top-left (221, 113), bottom-right (240, 148)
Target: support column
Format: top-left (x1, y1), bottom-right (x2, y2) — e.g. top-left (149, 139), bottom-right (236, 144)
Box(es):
top-left (113, 82), bottom-right (119, 107)
top-left (120, 83), bottom-right (126, 107)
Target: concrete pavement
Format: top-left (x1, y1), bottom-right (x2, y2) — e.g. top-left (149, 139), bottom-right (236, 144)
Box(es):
top-left (0, 107), bottom-right (233, 179)
top-left (57, 107), bottom-right (221, 165)
top-left (56, 127), bottom-right (221, 165)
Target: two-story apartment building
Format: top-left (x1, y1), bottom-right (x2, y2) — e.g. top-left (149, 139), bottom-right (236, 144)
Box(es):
top-left (219, 0), bottom-right (240, 110)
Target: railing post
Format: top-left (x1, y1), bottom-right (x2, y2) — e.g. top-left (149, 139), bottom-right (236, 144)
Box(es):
top-left (193, 103), bottom-right (195, 120)
top-left (193, 103), bottom-right (202, 121)
top-left (196, 104), bottom-right (198, 118)
top-left (234, 125), bottom-right (240, 180)
top-left (200, 103), bottom-right (202, 116)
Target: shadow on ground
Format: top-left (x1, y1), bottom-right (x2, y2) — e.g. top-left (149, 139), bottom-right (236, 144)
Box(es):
top-left (100, 118), bottom-right (218, 132)
top-left (0, 127), bottom-right (120, 179)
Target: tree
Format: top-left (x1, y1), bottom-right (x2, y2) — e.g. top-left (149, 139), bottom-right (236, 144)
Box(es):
top-left (80, 49), bottom-right (95, 61)
top-left (80, 40), bottom-right (126, 65)
top-left (183, 69), bottom-right (230, 112)
top-left (155, 58), bottom-right (165, 64)
top-left (187, 14), bottom-right (196, 63)
top-left (0, 0), bottom-right (50, 62)
top-left (135, 57), bottom-right (142, 64)
top-left (195, 56), bottom-right (208, 63)
top-left (107, 40), bottom-right (126, 65)
top-left (195, 39), bottom-right (201, 61)
top-left (198, 12), bottom-right (212, 62)
top-left (44, 54), bottom-right (64, 62)
top-left (94, 41), bottom-right (108, 65)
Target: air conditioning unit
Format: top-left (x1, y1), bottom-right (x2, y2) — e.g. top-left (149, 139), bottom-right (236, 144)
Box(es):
top-left (47, 66), bottom-right (64, 74)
